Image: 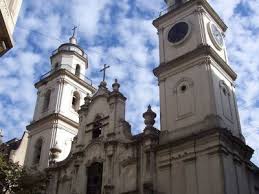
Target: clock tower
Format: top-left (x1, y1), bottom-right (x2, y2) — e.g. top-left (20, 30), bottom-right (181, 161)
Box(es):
top-left (153, 0), bottom-right (242, 142)
top-left (152, 1), bottom-right (258, 194)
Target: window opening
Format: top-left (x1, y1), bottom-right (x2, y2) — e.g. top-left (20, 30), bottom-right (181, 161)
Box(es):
top-left (181, 85), bottom-right (187, 93)
top-left (33, 138), bottom-right (43, 164)
top-left (75, 64), bottom-right (80, 77)
top-left (43, 90), bottom-right (51, 112)
top-left (92, 115), bottom-right (102, 139)
top-left (72, 91), bottom-right (80, 111)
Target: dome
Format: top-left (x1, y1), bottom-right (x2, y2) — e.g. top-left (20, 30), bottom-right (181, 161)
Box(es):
top-left (52, 41), bottom-right (87, 59)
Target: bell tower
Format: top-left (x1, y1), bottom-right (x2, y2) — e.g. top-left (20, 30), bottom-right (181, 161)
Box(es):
top-left (25, 32), bottom-right (96, 170)
top-left (153, 0), bottom-right (243, 142)
top-left (152, 2), bottom-right (259, 194)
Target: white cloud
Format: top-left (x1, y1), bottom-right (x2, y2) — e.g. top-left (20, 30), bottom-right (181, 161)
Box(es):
top-left (70, 0), bottom-right (111, 40)
top-left (135, 0), bottom-right (165, 13)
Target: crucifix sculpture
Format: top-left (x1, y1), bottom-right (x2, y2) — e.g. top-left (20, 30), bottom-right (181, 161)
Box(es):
top-left (100, 64), bottom-right (110, 82)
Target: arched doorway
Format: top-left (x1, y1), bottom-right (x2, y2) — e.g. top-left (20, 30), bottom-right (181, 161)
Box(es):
top-left (86, 162), bottom-right (103, 194)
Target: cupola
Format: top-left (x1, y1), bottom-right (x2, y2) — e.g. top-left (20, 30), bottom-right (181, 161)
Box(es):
top-left (49, 27), bottom-right (88, 80)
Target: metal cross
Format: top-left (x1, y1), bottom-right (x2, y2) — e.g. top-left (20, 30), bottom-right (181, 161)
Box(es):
top-left (100, 64), bottom-right (110, 82)
top-left (72, 26), bottom-right (77, 37)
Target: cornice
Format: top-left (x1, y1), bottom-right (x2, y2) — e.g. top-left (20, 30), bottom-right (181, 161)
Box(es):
top-left (35, 69), bottom-right (96, 93)
top-left (153, 45), bottom-right (237, 81)
top-left (155, 128), bottom-right (254, 161)
top-left (26, 113), bottom-right (79, 131)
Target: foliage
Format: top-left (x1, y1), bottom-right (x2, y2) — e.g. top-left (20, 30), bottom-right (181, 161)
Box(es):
top-left (0, 153), bottom-right (48, 194)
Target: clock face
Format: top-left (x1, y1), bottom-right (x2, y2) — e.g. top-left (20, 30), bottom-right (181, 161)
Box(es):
top-left (168, 22), bottom-right (190, 44)
top-left (209, 23), bottom-right (224, 49)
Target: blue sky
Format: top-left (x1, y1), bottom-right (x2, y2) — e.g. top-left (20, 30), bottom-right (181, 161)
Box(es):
top-left (1, 0), bottom-right (259, 164)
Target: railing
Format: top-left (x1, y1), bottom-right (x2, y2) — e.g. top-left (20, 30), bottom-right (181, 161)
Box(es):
top-left (39, 64), bottom-right (93, 85)
top-left (159, 2), bottom-right (187, 17)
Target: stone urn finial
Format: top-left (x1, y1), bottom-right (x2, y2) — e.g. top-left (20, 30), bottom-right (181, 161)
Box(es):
top-left (84, 93), bottom-right (91, 105)
top-left (143, 105), bottom-right (156, 128)
top-left (49, 142), bottom-right (62, 165)
top-left (112, 79), bottom-right (120, 92)
top-left (80, 93), bottom-right (91, 112)
top-left (99, 81), bottom-right (107, 88)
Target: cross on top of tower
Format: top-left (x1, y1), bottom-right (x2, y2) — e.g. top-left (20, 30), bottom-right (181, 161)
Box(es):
top-left (69, 25), bottom-right (78, 44)
top-left (72, 26), bottom-right (77, 37)
top-left (100, 64), bottom-right (110, 82)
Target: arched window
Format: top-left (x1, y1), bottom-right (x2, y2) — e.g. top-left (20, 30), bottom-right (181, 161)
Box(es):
top-left (72, 91), bottom-right (80, 111)
top-left (75, 64), bottom-right (80, 77)
top-left (33, 138), bottom-right (43, 165)
top-left (92, 115), bottom-right (102, 139)
top-left (43, 90), bottom-right (51, 112)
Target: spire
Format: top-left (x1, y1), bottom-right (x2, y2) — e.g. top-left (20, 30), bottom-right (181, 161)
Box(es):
top-left (69, 26), bottom-right (78, 45)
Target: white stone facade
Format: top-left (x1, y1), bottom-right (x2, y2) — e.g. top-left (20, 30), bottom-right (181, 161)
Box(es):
top-left (25, 36), bottom-right (96, 170)
top-left (8, 131), bottom-right (28, 166)
top-left (0, 0), bottom-right (23, 55)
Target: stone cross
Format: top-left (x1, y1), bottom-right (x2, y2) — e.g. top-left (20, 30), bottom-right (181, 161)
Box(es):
top-left (100, 64), bottom-right (110, 82)
top-left (72, 26), bottom-right (77, 37)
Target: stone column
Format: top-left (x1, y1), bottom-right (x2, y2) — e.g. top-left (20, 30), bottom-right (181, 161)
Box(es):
top-left (142, 105), bottom-right (159, 194)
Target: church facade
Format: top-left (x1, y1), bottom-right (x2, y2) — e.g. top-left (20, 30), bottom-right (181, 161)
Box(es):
top-left (21, 0), bottom-right (259, 194)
